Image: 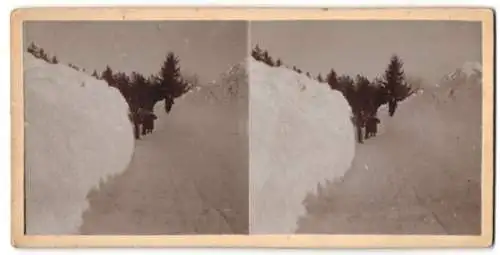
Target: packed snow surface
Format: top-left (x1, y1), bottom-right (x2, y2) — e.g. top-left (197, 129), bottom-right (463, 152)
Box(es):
top-left (297, 63), bottom-right (482, 234)
top-left (24, 53), bottom-right (134, 234)
top-left (79, 61), bottom-right (249, 234)
top-left (249, 60), bottom-right (356, 233)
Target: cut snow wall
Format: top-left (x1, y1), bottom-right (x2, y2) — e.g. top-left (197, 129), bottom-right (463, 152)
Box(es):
top-left (249, 60), bottom-right (356, 234)
top-left (24, 53), bottom-right (135, 234)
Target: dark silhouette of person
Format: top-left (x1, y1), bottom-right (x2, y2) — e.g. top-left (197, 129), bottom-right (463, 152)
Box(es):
top-left (354, 111), bottom-right (365, 144)
top-left (129, 110), bottom-right (142, 139)
top-left (149, 113), bottom-right (158, 133)
top-left (141, 114), bottom-right (147, 136)
top-left (365, 115), bottom-right (381, 138)
top-left (142, 111), bottom-right (158, 134)
top-left (132, 108), bottom-right (147, 136)
top-left (364, 116), bottom-right (371, 140)
top-left (372, 117), bottom-right (380, 136)
top-left (143, 116), bottom-right (151, 134)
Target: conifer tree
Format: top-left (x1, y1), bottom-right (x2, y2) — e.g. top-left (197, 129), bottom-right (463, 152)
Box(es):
top-left (50, 56), bottom-right (58, 64)
top-left (158, 52), bottom-right (186, 113)
top-left (383, 55), bottom-right (406, 117)
top-left (276, 59), bottom-right (283, 67)
top-left (317, 74), bottom-right (324, 83)
top-left (262, 50), bottom-right (274, 66)
top-left (38, 48), bottom-right (49, 62)
top-left (91, 70), bottom-right (99, 79)
top-left (251, 44), bottom-right (263, 61)
top-left (27, 42), bottom-right (38, 55)
top-left (326, 69), bottom-right (339, 90)
top-left (101, 66), bottom-right (114, 86)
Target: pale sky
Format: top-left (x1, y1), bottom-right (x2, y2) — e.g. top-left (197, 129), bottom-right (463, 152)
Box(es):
top-left (24, 21), bottom-right (481, 85)
top-left (251, 21), bottom-right (481, 85)
top-left (24, 21), bottom-right (248, 83)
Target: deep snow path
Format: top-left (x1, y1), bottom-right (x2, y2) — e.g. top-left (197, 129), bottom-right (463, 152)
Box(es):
top-left (80, 98), bottom-right (248, 234)
top-left (297, 112), bottom-right (481, 235)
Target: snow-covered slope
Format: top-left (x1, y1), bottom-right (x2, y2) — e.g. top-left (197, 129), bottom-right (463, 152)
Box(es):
top-left (440, 61), bottom-right (482, 88)
top-left (249, 60), bottom-right (355, 233)
top-left (382, 64), bottom-right (482, 190)
top-left (379, 61), bottom-right (482, 148)
top-left (155, 61), bottom-right (248, 134)
top-left (24, 53), bottom-right (134, 234)
top-left (298, 63), bottom-right (482, 234)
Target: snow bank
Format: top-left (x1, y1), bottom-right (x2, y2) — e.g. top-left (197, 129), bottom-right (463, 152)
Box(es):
top-left (380, 62), bottom-right (482, 140)
top-left (24, 53), bottom-right (134, 234)
top-left (249, 60), bottom-right (355, 233)
top-left (155, 61), bottom-right (248, 136)
top-left (295, 63), bottom-right (482, 234)
top-left (377, 64), bottom-right (482, 181)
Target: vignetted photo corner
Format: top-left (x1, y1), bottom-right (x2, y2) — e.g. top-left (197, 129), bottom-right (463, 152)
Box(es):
top-left (10, 7), bottom-right (494, 248)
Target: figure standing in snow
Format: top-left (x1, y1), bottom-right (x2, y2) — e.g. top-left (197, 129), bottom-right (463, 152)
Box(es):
top-left (354, 112), bottom-right (365, 144)
top-left (149, 113), bottom-right (158, 133)
top-left (129, 110), bottom-right (142, 140)
top-left (136, 108), bottom-right (149, 136)
top-left (365, 115), bottom-right (381, 138)
top-left (364, 115), bottom-right (371, 140)
top-left (142, 111), bottom-right (158, 134)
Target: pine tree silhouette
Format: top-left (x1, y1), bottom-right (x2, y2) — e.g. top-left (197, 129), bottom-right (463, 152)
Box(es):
top-left (383, 55), bottom-right (406, 117)
top-left (68, 63), bottom-right (79, 70)
top-left (371, 77), bottom-right (388, 111)
top-left (38, 48), bottom-right (49, 62)
top-left (251, 44), bottom-right (263, 61)
top-left (262, 50), bottom-right (274, 66)
top-left (50, 56), bottom-right (58, 64)
top-left (129, 72), bottom-right (148, 111)
top-left (91, 70), bottom-right (99, 79)
top-left (316, 74), bottom-right (324, 83)
top-left (27, 42), bottom-right (38, 55)
top-left (113, 72), bottom-right (131, 101)
top-left (101, 66), bottom-right (114, 86)
top-left (326, 69), bottom-right (339, 90)
top-left (338, 75), bottom-right (355, 108)
top-left (158, 52), bottom-right (186, 113)
top-left (355, 75), bottom-right (375, 116)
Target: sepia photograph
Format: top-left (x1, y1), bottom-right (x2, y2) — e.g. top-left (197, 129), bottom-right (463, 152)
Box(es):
top-left (10, 7), bottom-right (494, 248)
top-left (250, 20), bottom-right (483, 235)
top-left (22, 21), bottom-right (249, 235)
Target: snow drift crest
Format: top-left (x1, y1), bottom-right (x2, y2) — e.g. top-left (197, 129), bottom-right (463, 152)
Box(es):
top-left (24, 53), bottom-right (135, 234)
top-left (378, 61), bottom-right (481, 167)
top-left (249, 59), bottom-right (356, 233)
top-left (441, 61), bottom-right (482, 88)
top-left (183, 61), bottom-right (248, 103)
